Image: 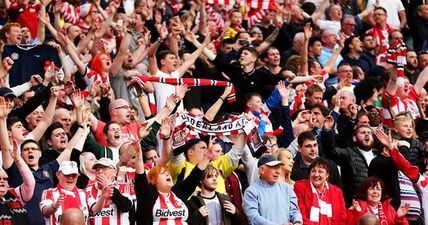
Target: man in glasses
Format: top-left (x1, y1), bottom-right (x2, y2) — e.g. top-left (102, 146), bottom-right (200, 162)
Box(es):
top-left (85, 158), bottom-right (133, 225)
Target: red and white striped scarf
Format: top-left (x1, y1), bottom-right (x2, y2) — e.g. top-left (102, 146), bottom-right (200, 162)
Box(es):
top-left (128, 75), bottom-right (236, 103)
top-left (309, 182), bottom-right (332, 224)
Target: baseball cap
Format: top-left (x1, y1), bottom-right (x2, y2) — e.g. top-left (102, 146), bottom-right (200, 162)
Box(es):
top-left (173, 135), bottom-right (211, 156)
top-left (92, 158), bottom-right (116, 170)
top-left (257, 155), bottom-right (284, 168)
top-left (59, 161), bottom-right (79, 175)
top-left (0, 87), bottom-right (16, 98)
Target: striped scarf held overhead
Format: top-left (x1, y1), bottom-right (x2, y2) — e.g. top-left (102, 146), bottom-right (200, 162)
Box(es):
top-left (128, 74), bottom-right (236, 103)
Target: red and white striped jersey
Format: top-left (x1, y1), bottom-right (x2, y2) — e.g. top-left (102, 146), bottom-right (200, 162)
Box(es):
top-left (85, 182), bottom-right (134, 225)
top-left (152, 192), bottom-right (189, 225)
top-left (382, 86), bottom-right (420, 127)
top-left (40, 187), bottom-right (90, 225)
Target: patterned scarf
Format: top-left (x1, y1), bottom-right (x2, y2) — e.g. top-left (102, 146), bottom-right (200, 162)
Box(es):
top-left (128, 75), bottom-right (236, 103)
top-left (309, 182), bottom-right (332, 225)
top-left (56, 184), bottom-right (82, 210)
top-left (366, 202), bottom-right (388, 225)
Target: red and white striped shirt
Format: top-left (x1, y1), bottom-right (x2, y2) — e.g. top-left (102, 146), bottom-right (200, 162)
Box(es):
top-left (152, 192), bottom-right (189, 225)
top-left (382, 86), bottom-right (420, 127)
top-left (40, 187), bottom-right (90, 225)
top-left (366, 24), bottom-right (395, 64)
top-left (85, 182), bottom-right (134, 225)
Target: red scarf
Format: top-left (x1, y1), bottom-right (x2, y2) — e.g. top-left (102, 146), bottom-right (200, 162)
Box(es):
top-left (309, 182), bottom-right (332, 225)
top-left (367, 202), bottom-right (388, 225)
top-left (56, 184), bottom-right (82, 210)
top-left (128, 75), bottom-right (236, 102)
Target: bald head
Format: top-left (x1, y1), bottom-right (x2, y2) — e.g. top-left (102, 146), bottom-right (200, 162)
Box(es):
top-left (60, 208), bottom-right (85, 225)
top-left (293, 123), bottom-right (309, 138)
top-left (53, 108), bottom-right (72, 133)
top-left (108, 99), bottom-right (131, 126)
top-left (358, 214), bottom-right (379, 225)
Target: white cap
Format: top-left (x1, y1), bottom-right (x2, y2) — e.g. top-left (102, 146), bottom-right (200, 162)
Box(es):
top-left (59, 161), bottom-right (79, 175)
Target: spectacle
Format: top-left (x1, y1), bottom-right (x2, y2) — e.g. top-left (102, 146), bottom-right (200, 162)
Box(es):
top-left (22, 147), bottom-right (41, 152)
top-left (0, 177), bottom-right (8, 181)
top-left (115, 105), bottom-right (131, 110)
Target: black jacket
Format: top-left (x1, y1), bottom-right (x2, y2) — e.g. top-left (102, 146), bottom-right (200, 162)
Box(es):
top-left (321, 128), bottom-right (376, 207)
top-left (135, 166), bottom-right (204, 225)
top-left (187, 192), bottom-right (241, 225)
top-left (291, 156), bottom-right (343, 189)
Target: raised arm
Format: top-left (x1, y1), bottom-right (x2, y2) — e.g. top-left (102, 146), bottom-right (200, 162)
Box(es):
top-left (176, 33), bottom-right (211, 77)
top-left (0, 97), bottom-right (13, 169)
top-left (56, 121), bottom-right (88, 164)
top-left (299, 23), bottom-right (312, 75)
top-left (323, 37), bottom-right (344, 74)
top-left (184, 32), bottom-right (216, 61)
top-left (204, 86), bottom-right (232, 122)
top-left (111, 25), bottom-right (133, 77)
top-left (132, 30), bottom-right (150, 67)
top-left (413, 63), bottom-right (428, 95)
top-left (311, 0), bottom-right (330, 27)
top-left (148, 26), bottom-right (169, 75)
top-left (197, 0), bottom-right (207, 35)
top-left (31, 86), bottom-right (58, 141)
top-left (155, 117), bottom-right (174, 166)
top-left (57, 31), bottom-right (87, 75)
top-left (255, 27), bottom-right (280, 53)
top-left (13, 145), bottom-right (35, 203)
top-left (37, 5), bottom-right (47, 43)
top-left (385, 67), bottom-right (398, 96)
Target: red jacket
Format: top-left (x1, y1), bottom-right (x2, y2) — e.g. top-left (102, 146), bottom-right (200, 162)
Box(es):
top-left (347, 199), bottom-right (409, 225)
top-left (294, 180), bottom-right (347, 225)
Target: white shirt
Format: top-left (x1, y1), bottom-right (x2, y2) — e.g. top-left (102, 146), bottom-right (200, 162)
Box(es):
top-left (367, 0), bottom-right (405, 29)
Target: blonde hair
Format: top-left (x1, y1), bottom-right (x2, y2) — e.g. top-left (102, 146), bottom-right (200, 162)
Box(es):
top-left (393, 112), bottom-right (417, 139)
top-left (79, 152), bottom-right (96, 175)
top-left (274, 148), bottom-right (294, 160)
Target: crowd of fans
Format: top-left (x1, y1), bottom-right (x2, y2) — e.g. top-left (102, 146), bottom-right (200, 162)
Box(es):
top-left (0, 0), bottom-right (428, 224)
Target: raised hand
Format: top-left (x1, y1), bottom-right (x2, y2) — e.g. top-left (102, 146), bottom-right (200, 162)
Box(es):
top-left (303, 22), bottom-right (312, 40)
top-left (202, 32), bottom-right (211, 46)
top-left (165, 94), bottom-right (179, 111)
top-left (38, 11), bottom-right (50, 24)
top-left (70, 89), bottom-right (84, 109)
top-left (374, 129), bottom-right (395, 150)
top-left (184, 31), bottom-right (196, 43)
top-left (323, 115), bottom-right (334, 130)
top-left (0, 96), bottom-right (11, 119)
top-left (176, 84), bottom-right (189, 100)
top-left (30, 74), bottom-right (43, 87)
top-left (50, 86), bottom-right (59, 97)
top-left (137, 124), bottom-right (152, 140)
top-left (277, 81), bottom-right (290, 99)
top-left (159, 25), bottom-right (168, 40)
top-left (56, 30), bottom-right (68, 47)
top-left (351, 199), bottom-right (362, 212)
top-left (159, 117), bottom-right (173, 139)
top-left (11, 140), bottom-right (22, 161)
top-left (53, 0), bottom-right (62, 14)
top-left (348, 103), bottom-right (358, 119)
top-left (2, 57), bottom-right (13, 72)
top-left (397, 203), bottom-right (410, 217)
